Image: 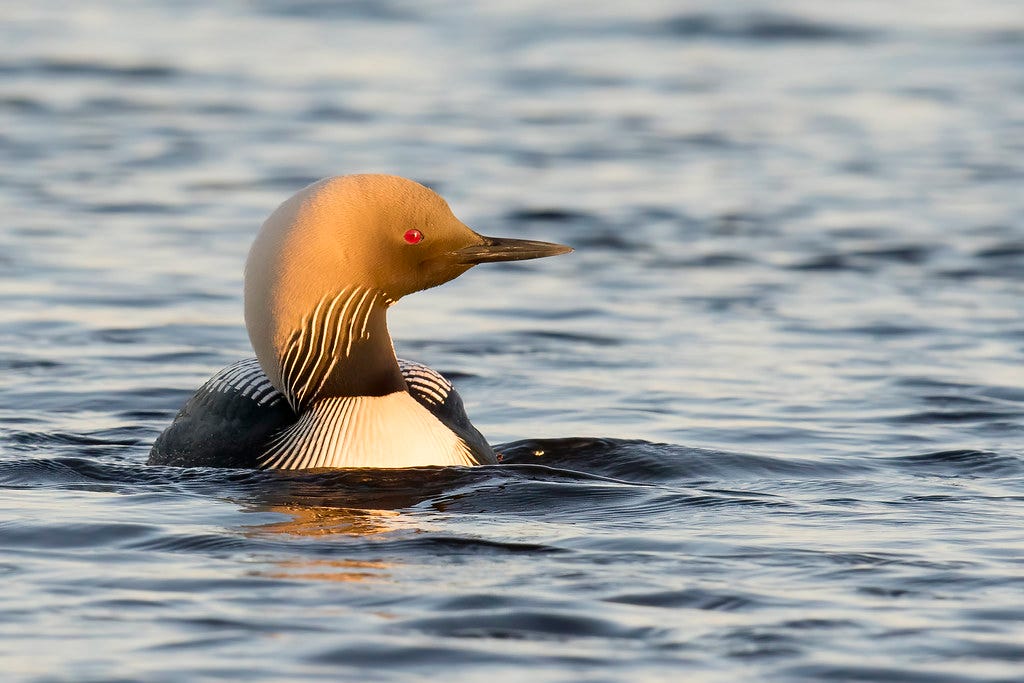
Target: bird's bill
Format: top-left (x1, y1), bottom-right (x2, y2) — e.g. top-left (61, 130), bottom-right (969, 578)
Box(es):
top-left (453, 236), bottom-right (573, 264)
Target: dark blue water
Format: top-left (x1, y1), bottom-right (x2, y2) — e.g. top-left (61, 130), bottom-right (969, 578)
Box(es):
top-left (2, 2), bottom-right (1024, 681)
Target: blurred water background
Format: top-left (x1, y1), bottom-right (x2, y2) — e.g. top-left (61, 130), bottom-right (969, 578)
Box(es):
top-left (2, 1), bottom-right (1023, 681)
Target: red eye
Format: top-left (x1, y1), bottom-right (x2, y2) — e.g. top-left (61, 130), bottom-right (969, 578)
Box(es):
top-left (404, 229), bottom-right (423, 244)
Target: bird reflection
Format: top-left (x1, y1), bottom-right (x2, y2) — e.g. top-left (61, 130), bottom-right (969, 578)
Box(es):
top-left (240, 505), bottom-right (403, 582)
top-left (249, 504), bottom-right (403, 537)
top-left (260, 557), bottom-right (391, 583)
top-left (234, 466), bottom-right (484, 582)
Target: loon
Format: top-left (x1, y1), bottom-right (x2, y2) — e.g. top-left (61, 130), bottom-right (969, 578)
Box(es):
top-left (148, 174), bottom-right (571, 469)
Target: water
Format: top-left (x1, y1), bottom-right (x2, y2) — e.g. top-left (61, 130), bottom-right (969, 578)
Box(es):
top-left (2, 1), bottom-right (1024, 680)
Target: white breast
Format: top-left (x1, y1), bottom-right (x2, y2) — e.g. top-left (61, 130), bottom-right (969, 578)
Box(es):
top-left (258, 391), bottom-right (476, 469)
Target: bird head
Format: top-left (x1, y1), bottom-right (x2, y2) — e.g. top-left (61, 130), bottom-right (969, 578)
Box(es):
top-left (244, 174), bottom-right (571, 399)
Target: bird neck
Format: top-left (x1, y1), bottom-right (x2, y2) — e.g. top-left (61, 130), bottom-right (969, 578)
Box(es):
top-left (274, 286), bottom-right (405, 412)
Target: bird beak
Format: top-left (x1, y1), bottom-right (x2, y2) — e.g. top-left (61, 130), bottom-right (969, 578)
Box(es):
top-left (453, 236), bottom-right (573, 264)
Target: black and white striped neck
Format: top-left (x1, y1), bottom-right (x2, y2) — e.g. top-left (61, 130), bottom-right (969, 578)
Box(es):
top-left (275, 285), bottom-right (402, 412)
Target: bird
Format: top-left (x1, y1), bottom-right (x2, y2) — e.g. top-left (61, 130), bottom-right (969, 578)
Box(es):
top-left (148, 174), bottom-right (572, 469)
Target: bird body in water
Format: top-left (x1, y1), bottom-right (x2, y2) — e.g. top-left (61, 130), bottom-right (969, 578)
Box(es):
top-left (149, 175), bottom-right (571, 469)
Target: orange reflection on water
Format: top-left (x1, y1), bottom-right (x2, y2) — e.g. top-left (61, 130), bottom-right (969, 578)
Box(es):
top-left (251, 505), bottom-right (403, 537)
top-left (246, 505), bottom-right (402, 582)
top-left (262, 558), bottom-right (390, 583)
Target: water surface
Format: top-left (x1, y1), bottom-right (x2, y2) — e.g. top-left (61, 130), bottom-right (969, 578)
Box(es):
top-left (2, 1), bottom-right (1023, 681)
